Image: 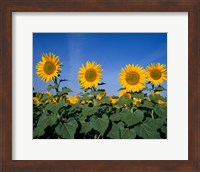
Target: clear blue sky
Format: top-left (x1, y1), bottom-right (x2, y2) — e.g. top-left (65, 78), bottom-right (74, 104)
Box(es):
top-left (33, 33), bottom-right (167, 96)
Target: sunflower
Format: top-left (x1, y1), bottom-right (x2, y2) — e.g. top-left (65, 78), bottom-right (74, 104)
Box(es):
top-left (132, 98), bottom-right (142, 105)
top-left (80, 100), bottom-right (86, 105)
top-left (33, 93), bottom-right (42, 106)
top-left (119, 64), bottom-right (146, 92)
top-left (157, 100), bottom-right (167, 105)
top-left (109, 96), bottom-right (119, 104)
top-left (119, 89), bottom-right (131, 99)
top-left (119, 90), bottom-right (131, 99)
top-left (36, 53), bottom-right (62, 82)
top-left (67, 95), bottom-right (79, 104)
top-left (45, 92), bottom-right (52, 103)
top-left (146, 63), bottom-right (167, 85)
top-left (97, 91), bottom-right (106, 100)
top-left (78, 61), bottom-right (102, 89)
top-left (154, 91), bottom-right (162, 96)
top-left (87, 100), bottom-right (93, 104)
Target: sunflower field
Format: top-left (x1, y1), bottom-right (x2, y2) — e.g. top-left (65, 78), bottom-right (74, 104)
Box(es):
top-left (33, 53), bottom-right (167, 139)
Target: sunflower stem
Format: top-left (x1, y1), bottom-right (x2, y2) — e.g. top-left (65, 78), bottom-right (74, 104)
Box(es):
top-left (92, 87), bottom-right (97, 99)
top-left (151, 84), bottom-right (155, 94)
top-left (97, 134), bottom-right (101, 139)
top-left (53, 77), bottom-right (59, 93)
top-left (94, 134), bottom-right (97, 139)
top-left (151, 110), bottom-right (154, 119)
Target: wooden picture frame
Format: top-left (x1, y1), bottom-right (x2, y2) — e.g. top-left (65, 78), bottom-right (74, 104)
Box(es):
top-left (0, 0), bottom-right (199, 171)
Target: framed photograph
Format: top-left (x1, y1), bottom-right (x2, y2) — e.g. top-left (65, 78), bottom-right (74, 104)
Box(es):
top-left (1, 0), bottom-right (199, 171)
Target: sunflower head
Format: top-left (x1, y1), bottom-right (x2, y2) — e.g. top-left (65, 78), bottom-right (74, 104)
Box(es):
top-left (67, 95), bottom-right (79, 104)
top-left (132, 98), bottom-right (142, 105)
top-left (33, 93), bottom-right (43, 106)
top-left (36, 53), bottom-right (62, 82)
top-left (119, 89), bottom-right (131, 99)
top-left (154, 91), bottom-right (162, 96)
top-left (119, 64), bottom-right (146, 92)
top-left (97, 91), bottom-right (106, 100)
top-left (78, 61), bottom-right (102, 89)
top-left (81, 100), bottom-right (86, 105)
top-left (109, 96), bottom-right (119, 104)
top-left (146, 63), bottom-right (167, 85)
top-left (87, 100), bottom-right (93, 104)
top-left (157, 100), bottom-right (167, 105)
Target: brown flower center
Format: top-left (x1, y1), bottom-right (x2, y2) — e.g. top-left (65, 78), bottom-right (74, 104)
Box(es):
top-left (85, 69), bottom-right (97, 82)
top-left (44, 61), bottom-right (56, 75)
top-left (150, 69), bottom-right (161, 80)
top-left (126, 72), bottom-right (140, 85)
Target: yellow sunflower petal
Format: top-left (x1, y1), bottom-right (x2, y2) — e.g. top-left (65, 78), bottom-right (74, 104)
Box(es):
top-left (36, 53), bottom-right (62, 82)
top-left (118, 64), bottom-right (146, 92)
top-left (78, 61), bottom-right (102, 89)
top-left (67, 95), bottom-right (79, 104)
top-left (146, 63), bottom-right (167, 85)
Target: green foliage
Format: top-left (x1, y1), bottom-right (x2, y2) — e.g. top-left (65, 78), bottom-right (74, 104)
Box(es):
top-left (155, 85), bottom-right (166, 92)
top-left (81, 105), bottom-right (99, 117)
top-left (33, 80), bottom-right (167, 139)
top-left (55, 118), bottom-right (78, 139)
top-left (34, 113), bottom-right (57, 138)
top-left (117, 96), bottom-right (132, 106)
top-left (107, 122), bottom-right (120, 139)
top-left (135, 118), bottom-right (163, 139)
top-left (121, 109), bottom-right (144, 127)
top-left (58, 87), bottom-right (73, 96)
top-left (120, 128), bottom-right (136, 139)
top-left (47, 84), bottom-right (58, 91)
top-left (91, 114), bottom-right (109, 136)
top-left (45, 100), bottom-right (65, 114)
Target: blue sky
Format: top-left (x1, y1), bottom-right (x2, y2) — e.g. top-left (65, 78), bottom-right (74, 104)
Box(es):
top-left (33, 33), bottom-right (167, 96)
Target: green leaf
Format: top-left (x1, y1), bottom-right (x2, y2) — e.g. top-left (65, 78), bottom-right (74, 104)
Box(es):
top-left (58, 87), bottom-right (72, 96)
top-left (149, 94), bottom-right (166, 103)
top-left (33, 113), bottom-right (57, 137)
top-left (135, 118), bottom-right (162, 139)
top-left (161, 125), bottom-right (167, 134)
top-left (155, 85), bottom-right (166, 91)
top-left (56, 99), bottom-right (66, 111)
top-left (120, 128), bottom-right (136, 139)
top-left (80, 93), bottom-right (91, 101)
top-left (107, 122), bottom-right (120, 139)
top-left (154, 104), bottom-right (167, 119)
top-left (99, 97), bottom-right (110, 104)
top-left (91, 114), bottom-right (109, 136)
top-left (118, 88), bottom-right (126, 91)
top-left (139, 100), bottom-right (154, 109)
top-left (55, 118), bottom-right (78, 139)
top-left (69, 104), bottom-right (81, 113)
top-left (81, 105), bottom-right (99, 117)
top-left (132, 92), bottom-right (144, 99)
top-left (121, 109), bottom-right (144, 127)
top-left (117, 121), bottom-right (125, 130)
top-left (40, 94), bottom-right (53, 102)
top-left (90, 91), bottom-right (100, 96)
top-left (80, 122), bottom-right (92, 134)
top-left (45, 100), bottom-right (65, 114)
top-left (47, 84), bottom-right (58, 91)
top-left (59, 79), bottom-right (68, 84)
top-left (117, 96), bottom-right (132, 106)
top-left (98, 82), bottom-right (106, 85)
top-left (110, 113), bottom-right (123, 121)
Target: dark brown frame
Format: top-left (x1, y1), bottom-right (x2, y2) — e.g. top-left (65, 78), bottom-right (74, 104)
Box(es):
top-left (0, 0), bottom-right (200, 171)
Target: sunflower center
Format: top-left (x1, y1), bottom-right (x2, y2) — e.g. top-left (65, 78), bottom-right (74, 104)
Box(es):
top-left (44, 61), bottom-right (56, 75)
top-left (85, 69), bottom-right (97, 82)
top-left (150, 69), bottom-right (161, 80)
top-left (126, 72), bottom-right (140, 85)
